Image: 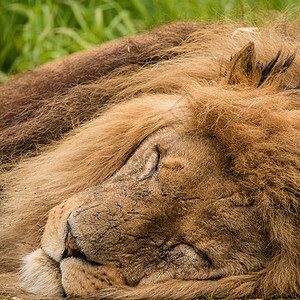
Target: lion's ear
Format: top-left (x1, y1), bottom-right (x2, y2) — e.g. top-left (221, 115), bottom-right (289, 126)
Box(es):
top-left (225, 42), bottom-right (296, 88)
top-left (225, 42), bottom-right (262, 87)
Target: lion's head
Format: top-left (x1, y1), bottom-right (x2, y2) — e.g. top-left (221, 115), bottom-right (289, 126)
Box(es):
top-left (0, 22), bottom-right (299, 299)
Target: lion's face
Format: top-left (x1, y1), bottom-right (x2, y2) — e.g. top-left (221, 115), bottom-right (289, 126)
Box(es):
top-left (22, 127), bottom-right (271, 297)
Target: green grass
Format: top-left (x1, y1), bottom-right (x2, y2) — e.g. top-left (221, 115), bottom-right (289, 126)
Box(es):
top-left (0, 0), bottom-right (299, 80)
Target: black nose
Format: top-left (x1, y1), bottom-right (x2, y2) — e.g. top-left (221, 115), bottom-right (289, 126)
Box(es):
top-left (62, 222), bottom-right (85, 260)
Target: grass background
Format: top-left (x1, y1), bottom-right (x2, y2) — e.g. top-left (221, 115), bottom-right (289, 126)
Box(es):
top-left (0, 0), bottom-right (299, 81)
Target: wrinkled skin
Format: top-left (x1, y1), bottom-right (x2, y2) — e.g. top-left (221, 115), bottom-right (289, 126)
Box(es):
top-left (26, 128), bottom-right (272, 297)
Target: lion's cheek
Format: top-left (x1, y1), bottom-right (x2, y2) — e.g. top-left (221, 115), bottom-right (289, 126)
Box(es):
top-left (60, 257), bottom-right (126, 297)
top-left (19, 248), bottom-right (64, 297)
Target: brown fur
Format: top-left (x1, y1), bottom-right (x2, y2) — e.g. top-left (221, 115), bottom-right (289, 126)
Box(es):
top-left (0, 22), bottom-right (201, 164)
top-left (0, 19), bottom-right (299, 299)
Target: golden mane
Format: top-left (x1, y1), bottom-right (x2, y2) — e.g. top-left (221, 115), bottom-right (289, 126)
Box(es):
top-left (0, 20), bottom-right (299, 298)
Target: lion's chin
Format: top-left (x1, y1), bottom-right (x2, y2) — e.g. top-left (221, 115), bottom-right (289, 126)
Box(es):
top-left (20, 249), bottom-right (64, 297)
top-left (20, 248), bottom-right (126, 297)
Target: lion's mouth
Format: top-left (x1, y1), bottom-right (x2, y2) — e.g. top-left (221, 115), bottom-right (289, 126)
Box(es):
top-left (62, 222), bottom-right (87, 261)
top-left (62, 222), bottom-right (110, 269)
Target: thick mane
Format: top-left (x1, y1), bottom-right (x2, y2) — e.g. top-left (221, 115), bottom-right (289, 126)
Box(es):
top-left (187, 88), bottom-right (300, 296)
top-left (0, 21), bottom-right (299, 164)
top-left (0, 20), bottom-right (299, 298)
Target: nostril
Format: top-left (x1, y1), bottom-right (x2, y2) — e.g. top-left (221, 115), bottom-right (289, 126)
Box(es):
top-left (62, 222), bottom-right (85, 260)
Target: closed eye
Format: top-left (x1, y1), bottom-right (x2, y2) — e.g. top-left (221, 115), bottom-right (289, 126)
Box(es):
top-left (139, 145), bottom-right (163, 182)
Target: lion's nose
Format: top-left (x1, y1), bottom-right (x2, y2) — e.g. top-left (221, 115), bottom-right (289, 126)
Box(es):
top-left (62, 222), bottom-right (84, 260)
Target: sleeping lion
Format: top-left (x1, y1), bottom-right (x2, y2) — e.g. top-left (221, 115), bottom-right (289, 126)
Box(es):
top-left (0, 21), bottom-right (299, 299)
